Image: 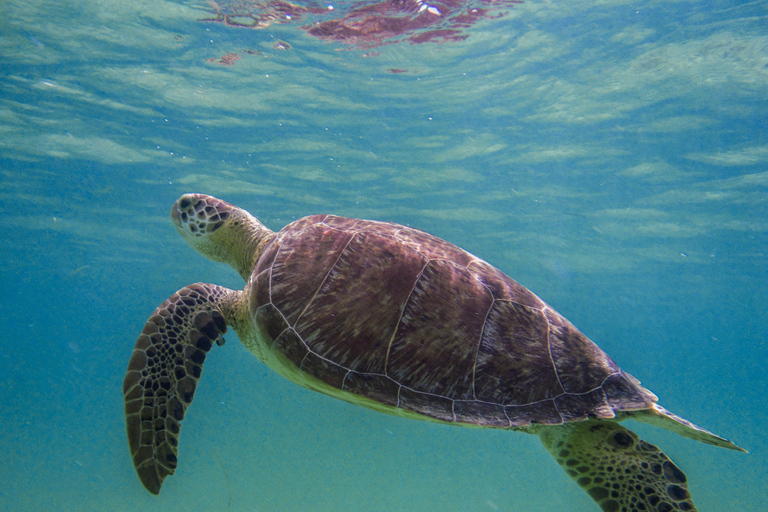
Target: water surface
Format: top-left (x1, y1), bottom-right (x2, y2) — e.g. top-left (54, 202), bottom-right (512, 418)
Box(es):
top-left (1, 0), bottom-right (766, 511)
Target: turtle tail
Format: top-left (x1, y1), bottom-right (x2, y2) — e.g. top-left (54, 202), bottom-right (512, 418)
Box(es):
top-left (630, 404), bottom-right (746, 452)
top-left (538, 421), bottom-right (698, 512)
top-left (123, 283), bottom-right (240, 494)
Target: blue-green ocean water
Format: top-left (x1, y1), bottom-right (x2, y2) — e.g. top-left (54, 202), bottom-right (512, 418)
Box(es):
top-left (1, 0), bottom-right (766, 510)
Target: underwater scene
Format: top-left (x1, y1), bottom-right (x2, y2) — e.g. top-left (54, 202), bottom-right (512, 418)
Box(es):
top-left (1, 0), bottom-right (766, 511)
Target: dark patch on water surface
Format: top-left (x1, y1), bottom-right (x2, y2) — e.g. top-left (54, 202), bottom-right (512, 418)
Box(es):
top-left (205, 52), bottom-right (242, 65)
top-left (202, 0), bottom-right (320, 28)
top-left (202, 0), bottom-right (522, 49)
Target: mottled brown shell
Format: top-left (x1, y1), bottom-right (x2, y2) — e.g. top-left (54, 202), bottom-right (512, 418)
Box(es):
top-left (248, 215), bottom-right (656, 427)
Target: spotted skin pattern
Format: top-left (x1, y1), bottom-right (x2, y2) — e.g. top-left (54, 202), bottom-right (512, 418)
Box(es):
top-left (175, 198), bottom-right (230, 235)
top-left (124, 194), bottom-right (744, 508)
top-left (540, 422), bottom-right (696, 512)
top-left (123, 283), bottom-right (233, 494)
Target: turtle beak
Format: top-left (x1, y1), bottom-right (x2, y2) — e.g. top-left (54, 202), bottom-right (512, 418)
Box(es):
top-left (171, 194), bottom-right (199, 228)
top-left (170, 201), bottom-right (182, 227)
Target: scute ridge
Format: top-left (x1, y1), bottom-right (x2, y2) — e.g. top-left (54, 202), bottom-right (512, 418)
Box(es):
top-left (471, 297), bottom-right (497, 401)
top-left (383, 258), bottom-right (430, 377)
top-left (543, 305), bottom-right (568, 396)
top-left (294, 230), bottom-right (357, 326)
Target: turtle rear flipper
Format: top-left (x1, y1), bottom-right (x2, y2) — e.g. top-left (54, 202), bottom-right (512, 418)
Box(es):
top-left (539, 421), bottom-right (698, 512)
top-left (123, 283), bottom-right (239, 494)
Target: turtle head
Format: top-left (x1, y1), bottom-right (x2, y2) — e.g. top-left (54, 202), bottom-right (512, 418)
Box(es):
top-left (171, 193), bottom-right (275, 281)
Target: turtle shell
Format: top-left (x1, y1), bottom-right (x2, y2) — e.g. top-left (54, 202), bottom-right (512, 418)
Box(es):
top-left (248, 215), bottom-right (656, 428)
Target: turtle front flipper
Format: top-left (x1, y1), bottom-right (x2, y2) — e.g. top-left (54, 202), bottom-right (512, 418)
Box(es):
top-left (539, 421), bottom-right (697, 512)
top-left (123, 283), bottom-right (239, 494)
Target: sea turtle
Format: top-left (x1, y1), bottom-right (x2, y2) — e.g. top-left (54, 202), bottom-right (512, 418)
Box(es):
top-left (124, 193), bottom-right (744, 510)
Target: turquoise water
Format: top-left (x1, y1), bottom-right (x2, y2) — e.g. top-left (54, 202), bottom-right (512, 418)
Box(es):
top-left (1, 0), bottom-right (766, 510)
